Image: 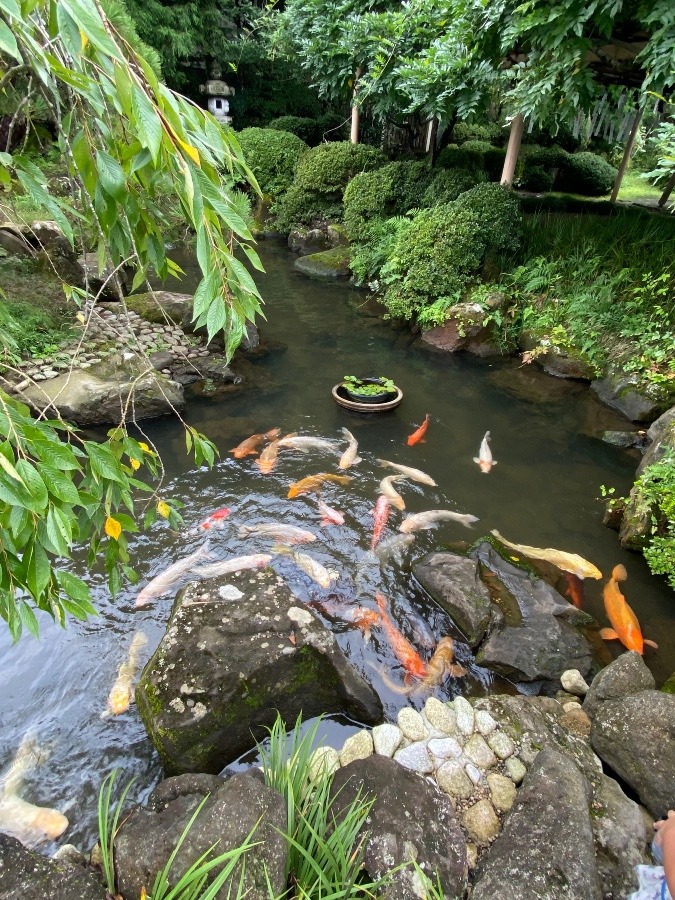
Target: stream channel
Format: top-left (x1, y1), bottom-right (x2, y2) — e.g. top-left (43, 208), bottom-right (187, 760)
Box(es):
top-left (1, 241), bottom-right (674, 853)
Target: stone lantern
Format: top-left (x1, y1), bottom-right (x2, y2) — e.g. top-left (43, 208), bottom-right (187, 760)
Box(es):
top-left (200, 65), bottom-right (234, 125)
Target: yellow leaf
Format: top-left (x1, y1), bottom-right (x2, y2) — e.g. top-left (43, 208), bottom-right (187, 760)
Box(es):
top-left (129, 458), bottom-right (141, 471)
top-left (80, 29), bottom-right (89, 49)
top-left (105, 516), bottom-right (122, 540)
top-left (139, 442), bottom-right (151, 453)
top-left (157, 500), bottom-right (170, 519)
top-left (76, 312), bottom-right (86, 324)
top-left (177, 137), bottom-right (201, 167)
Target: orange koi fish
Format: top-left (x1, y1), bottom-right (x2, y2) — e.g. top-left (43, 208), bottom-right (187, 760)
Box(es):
top-left (418, 636), bottom-right (467, 688)
top-left (370, 495), bottom-right (391, 551)
top-left (256, 432), bottom-right (296, 475)
top-left (312, 599), bottom-right (380, 640)
top-left (287, 473), bottom-right (353, 499)
top-left (564, 572), bottom-right (585, 610)
top-left (197, 507), bottom-right (231, 531)
top-left (600, 564), bottom-right (658, 655)
top-left (407, 414), bottom-right (430, 447)
top-left (375, 592), bottom-right (428, 679)
top-left (230, 428), bottom-right (280, 459)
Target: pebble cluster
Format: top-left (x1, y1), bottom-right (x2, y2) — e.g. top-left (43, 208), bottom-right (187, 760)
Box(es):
top-left (12, 306), bottom-right (209, 386)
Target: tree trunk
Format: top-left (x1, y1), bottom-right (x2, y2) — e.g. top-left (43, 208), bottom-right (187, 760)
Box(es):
top-left (610, 106), bottom-right (644, 203)
top-left (658, 170), bottom-right (675, 208)
top-left (500, 113), bottom-right (524, 187)
top-left (350, 67), bottom-right (362, 145)
top-left (425, 117), bottom-right (438, 163)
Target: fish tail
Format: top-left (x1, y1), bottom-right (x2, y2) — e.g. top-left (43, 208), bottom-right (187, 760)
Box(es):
top-left (612, 564), bottom-right (628, 582)
top-left (460, 514), bottom-right (479, 528)
top-left (238, 526), bottom-right (254, 537)
top-left (365, 661), bottom-right (410, 695)
top-left (448, 664), bottom-right (468, 678)
top-left (484, 430), bottom-right (491, 440)
top-left (265, 428), bottom-right (281, 439)
top-left (353, 455), bottom-right (363, 465)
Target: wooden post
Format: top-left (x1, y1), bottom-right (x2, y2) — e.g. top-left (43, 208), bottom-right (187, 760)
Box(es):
top-left (500, 113), bottom-right (524, 187)
top-left (425, 117), bottom-right (438, 162)
top-left (350, 67), bottom-right (362, 145)
top-left (658, 170), bottom-right (675, 208)
top-left (610, 106), bottom-right (644, 203)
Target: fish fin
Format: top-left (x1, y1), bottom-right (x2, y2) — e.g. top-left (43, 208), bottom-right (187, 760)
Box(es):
top-left (448, 664), bottom-right (468, 678)
top-left (472, 457), bottom-right (480, 464)
top-left (492, 460), bottom-right (498, 466)
top-left (644, 639), bottom-right (659, 650)
top-left (599, 627), bottom-right (620, 641)
top-left (366, 662), bottom-right (411, 695)
top-left (352, 455), bottom-right (363, 465)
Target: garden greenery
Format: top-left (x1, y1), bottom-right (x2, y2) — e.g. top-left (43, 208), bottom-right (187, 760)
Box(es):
top-left (236, 127), bottom-right (308, 199)
top-left (636, 450), bottom-right (675, 590)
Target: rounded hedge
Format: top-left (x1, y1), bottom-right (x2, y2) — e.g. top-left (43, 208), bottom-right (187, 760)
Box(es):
top-left (556, 151), bottom-right (618, 196)
top-left (268, 114), bottom-right (346, 146)
top-left (437, 141), bottom-right (505, 181)
top-left (421, 168), bottom-right (479, 206)
top-left (343, 160), bottom-right (436, 240)
top-left (236, 127), bottom-right (308, 198)
top-left (453, 182), bottom-right (522, 255)
top-left (452, 122), bottom-right (506, 146)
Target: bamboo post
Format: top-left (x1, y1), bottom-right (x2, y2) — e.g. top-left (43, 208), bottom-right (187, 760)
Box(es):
top-left (610, 106), bottom-right (644, 203)
top-left (350, 67), bottom-right (362, 145)
top-left (500, 113), bottom-right (524, 187)
top-left (658, 170), bottom-right (675, 208)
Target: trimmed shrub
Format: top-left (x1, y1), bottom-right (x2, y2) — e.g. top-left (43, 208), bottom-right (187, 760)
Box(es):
top-left (421, 168), bottom-right (479, 206)
top-left (343, 160), bottom-right (436, 240)
top-left (453, 182), bottom-right (522, 256)
top-left (268, 113), bottom-right (346, 146)
top-left (437, 141), bottom-right (505, 181)
top-left (350, 215), bottom-right (409, 285)
top-left (519, 166), bottom-right (556, 192)
top-left (556, 151), bottom-right (618, 196)
top-left (452, 122), bottom-right (506, 146)
top-left (236, 127), bottom-right (308, 198)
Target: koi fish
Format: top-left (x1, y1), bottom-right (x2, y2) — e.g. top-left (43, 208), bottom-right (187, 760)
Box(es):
top-left (0, 735), bottom-right (68, 848)
top-left (377, 459), bottom-right (437, 487)
top-left (601, 564), bottom-right (658, 655)
top-left (196, 507), bottom-right (231, 531)
top-left (317, 498), bottom-right (344, 526)
top-left (135, 542), bottom-right (211, 607)
top-left (405, 608), bottom-right (437, 650)
top-left (312, 600), bottom-right (380, 640)
top-left (230, 428), bottom-right (280, 458)
top-left (238, 524), bottom-right (317, 544)
top-left (379, 474), bottom-right (407, 511)
top-left (407, 414), bottom-right (430, 446)
top-left (417, 636), bottom-right (467, 687)
top-left (473, 431), bottom-right (497, 473)
top-left (102, 631), bottom-right (148, 718)
top-left (375, 533), bottom-right (415, 566)
top-left (282, 550), bottom-right (339, 589)
top-left (339, 428), bottom-right (362, 469)
top-left (287, 473), bottom-right (353, 499)
top-left (276, 436), bottom-right (340, 453)
top-left (257, 432), bottom-right (297, 475)
top-left (564, 572), bottom-right (585, 609)
top-left (194, 554), bottom-right (273, 580)
top-left (375, 593), bottom-right (428, 680)
top-left (370, 495), bottom-right (391, 551)
top-left (400, 509), bottom-right (479, 533)
top-left (490, 530), bottom-right (602, 580)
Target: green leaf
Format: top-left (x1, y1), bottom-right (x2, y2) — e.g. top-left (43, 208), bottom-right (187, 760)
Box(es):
top-left (205, 297), bottom-right (227, 340)
top-left (60, 0), bottom-right (122, 59)
top-left (16, 172), bottom-right (74, 247)
top-left (96, 150), bottom-right (126, 202)
top-left (0, 448), bottom-right (25, 484)
top-left (26, 540), bottom-right (51, 599)
top-left (56, 570), bottom-right (94, 608)
top-left (42, 466), bottom-right (80, 504)
top-left (132, 85), bottom-right (163, 165)
top-left (15, 460), bottom-right (49, 510)
top-left (18, 601), bottom-right (40, 639)
top-left (0, 20), bottom-right (20, 59)
top-left (85, 442), bottom-right (125, 483)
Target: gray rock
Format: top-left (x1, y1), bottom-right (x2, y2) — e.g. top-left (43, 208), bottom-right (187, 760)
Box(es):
top-left (294, 247), bottom-right (350, 280)
top-left (537, 348), bottom-right (595, 381)
top-left (413, 552), bottom-right (494, 647)
top-left (340, 730), bottom-right (373, 766)
top-left (583, 651), bottom-right (655, 719)
top-left (420, 304), bottom-right (503, 357)
top-left (20, 354), bottom-right (185, 425)
top-left (638, 406), bottom-right (675, 475)
top-left (487, 731), bottom-right (515, 760)
top-left (136, 569), bottom-right (382, 774)
top-left (288, 227), bottom-right (331, 256)
top-left (471, 749), bottom-right (602, 900)
top-left (505, 756), bottom-right (527, 785)
top-left (590, 690), bottom-right (675, 818)
top-left (397, 707), bottom-right (428, 742)
top-left (308, 746), bottom-right (340, 780)
top-left (0, 833), bottom-right (106, 900)
top-left (591, 373), bottom-right (670, 423)
top-left (560, 669), bottom-right (589, 696)
top-left (115, 772), bottom-right (287, 900)
top-left (436, 760), bottom-right (474, 799)
top-left (423, 697), bottom-right (457, 735)
top-left (470, 543), bottom-right (594, 686)
top-left (592, 772), bottom-right (649, 900)
top-left (453, 696), bottom-right (475, 736)
top-left (601, 429), bottom-right (646, 449)
top-left (461, 799), bottom-right (501, 846)
top-left (0, 224), bottom-right (34, 258)
top-left (487, 773), bottom-right (516, 813)
top-left (148, 350), bottom-right (175, 371)
top-left (463, 734), bottom-right (497, 770)
top-left (428, 737), bottom-right (463, 760)
top-left (330, 755), bottom-right (467, 900)
top-left (393, 742), bottom-right (434, 774)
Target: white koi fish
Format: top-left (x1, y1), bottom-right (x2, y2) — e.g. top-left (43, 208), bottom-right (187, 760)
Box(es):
top-left (135, 542), bottom-right (211, 607)
top-left (473, 431), bottom-right (497, 473)
top-left (339, 428), bottom-right (362, 469)
top-left (379, 474), bottom-right (407, 511)
top-left (399, 509), bottom-right (479, 533)
top-left (377, 459), bottom-right (437, 487)
top-left (276, 436), bottom-right (339, 453)
top-left (317, 498), bottom-right (345, 526)
top-left (102, 631), bottom-right (148, 718)
top-left (194, 554), bottom-right (273, 580)
top-left (375, 533), bottom-right (416, 566)
top-left (238, 524), bottom-right (317, 544)
top-left (0, 735), bottom-right (68, 848)
top-left (286, 551), bottom-right (339, 589)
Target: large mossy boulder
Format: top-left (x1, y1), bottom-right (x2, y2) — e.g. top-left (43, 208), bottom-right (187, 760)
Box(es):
top-left (293, 247), bottom-right (350, 280)
top-left (591, 372), bottom-right (673, 423)
top-left (124, 291), bottom-right (193, 324)
top-left (419, 303), bottom-right (504, 357)
top-left (136, 567), bottom-right (382, 775)
top-left (0, 834), bottom-right (106, 900)
top-left (20, 353), bottom-right (185, 425)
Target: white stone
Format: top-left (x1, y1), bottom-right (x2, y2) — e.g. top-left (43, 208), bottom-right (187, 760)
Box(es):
top-left (218, 584), bottom-right (244, 601)
top-left (397, 707), bottom-right (429, 742)
top-left (308, 746), bottom-right (340, 781)
top-left (423, 697), bottom-right (458, 735)
top-left (487, 731), bottom-right (516, 761)
top-left (505, 756), bottom-right (527, 785)
top-left (393, 741), bottom-right (434, 774)
top-left (487, 773), bottom-right (517, 813)
top-left (436, 760), bottom-right (474, 799)
top-left (372, 724), bottom-right (403, 758)
top-left (465, 763), bottom-right (483, 785)
top-left (454, 696), bottom-right (475, 736)
top-left (563, 700), bottom-right (582, 713)
top-left (428, 737), bottom-right (463, 760)
top-left (340, 730), bottom-right (373, 766)
top-left (287, 606), bottom-right (313, 627)
top-left (464, 734), bottom-right (498, 770)
top-left (560, 669), bottom-right (590, 697)
top-left (474, 710), bottom-right (498, 736)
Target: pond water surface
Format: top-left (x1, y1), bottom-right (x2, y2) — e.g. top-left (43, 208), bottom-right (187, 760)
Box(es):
top-left (1, 242), bottom-right (673, 852)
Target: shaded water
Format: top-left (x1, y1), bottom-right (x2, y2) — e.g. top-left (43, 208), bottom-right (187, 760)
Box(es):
top-left (1, 242), bottom-right (673, 853)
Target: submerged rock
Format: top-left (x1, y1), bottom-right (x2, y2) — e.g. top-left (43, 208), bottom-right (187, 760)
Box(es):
top-left (115, 772), bottom-right (287, 900)
top-left (413, 551), bottom-right (494, 647)
top-left (471, 749), bottom-right (602, 900)
top-left (330, 755), bottom-right (467, 900)
top-left (294, 247), bottom-right (350, 280)
top-left (136, 567), bottom-right (382, 774)
top-left (0, 833), bottom-right (106, 900)
top-left (591, 373), bottom-right (672, 423)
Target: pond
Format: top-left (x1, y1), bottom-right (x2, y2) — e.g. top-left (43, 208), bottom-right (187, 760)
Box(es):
top-left (1, 241), bottom-right (673, 852)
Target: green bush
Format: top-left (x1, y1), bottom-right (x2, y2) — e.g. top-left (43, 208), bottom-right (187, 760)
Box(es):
top-left (452, 122), bottom-right (505, 146)
top-left (274, 141), bottom-right (386, 231)
top-left (453, 182), bottom-right (522, 256)
top-left (519, 144), bottom-right (568, 191)
top-left (236, 127), bottom-right (308, 198)
top-left (350, 215), bottom-right (409, 285)
top-left (519, 165), bottom-right (556, 192)
top-left (556, 151), bottom-right (618, 196)
top-left (343, 160), bottom-right (435, 241)
top-left (437, 141), bottom-right (505, 180)
top-left (421, 168), bottom-right (479, 206)
top-left (267, 114), bottom-right (346, 146)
